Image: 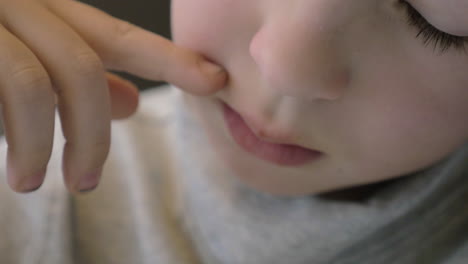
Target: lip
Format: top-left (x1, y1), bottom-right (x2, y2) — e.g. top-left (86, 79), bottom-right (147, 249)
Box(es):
top-left (221, 101), bottom-right (322, 166)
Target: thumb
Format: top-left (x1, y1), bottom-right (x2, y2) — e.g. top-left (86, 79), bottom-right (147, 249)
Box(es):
top-left (49, 1), bottom-right (228, 96)
top-left (105, 72), bottom-right (139, 120)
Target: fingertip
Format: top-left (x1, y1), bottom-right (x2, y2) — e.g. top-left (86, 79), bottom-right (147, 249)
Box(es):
top-left (200, 60), bottom-right (225, 77)
top-left (192, 60), bottom-right (229, 96)
top-left (106, 73), bottom-right (140, 119)
top-left (6, 160), bottom-right (46, 193)
top-left (110, 87), bottom-right (140, 119)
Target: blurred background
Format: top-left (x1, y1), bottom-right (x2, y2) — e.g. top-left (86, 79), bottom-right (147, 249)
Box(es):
top-left (79, 0), bottom-right (171, 90)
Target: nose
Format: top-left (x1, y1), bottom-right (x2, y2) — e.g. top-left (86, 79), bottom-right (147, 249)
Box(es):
top-left (249, 11), bottom-right (350, 101)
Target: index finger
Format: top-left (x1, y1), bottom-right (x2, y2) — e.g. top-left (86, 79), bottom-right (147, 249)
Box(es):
top-left (46, 0), bottom-right (228, 95)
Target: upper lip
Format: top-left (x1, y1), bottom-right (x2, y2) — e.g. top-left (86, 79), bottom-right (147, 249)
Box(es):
top-left (223, 101), bottom-right (314, 149)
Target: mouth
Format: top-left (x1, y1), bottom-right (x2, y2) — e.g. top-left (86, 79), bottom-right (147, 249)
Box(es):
top-left (221, 101), bottom-right (323, 167)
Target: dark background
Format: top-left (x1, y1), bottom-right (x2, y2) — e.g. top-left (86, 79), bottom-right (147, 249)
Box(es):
top-left (79, 0), bottom-right (171, 90)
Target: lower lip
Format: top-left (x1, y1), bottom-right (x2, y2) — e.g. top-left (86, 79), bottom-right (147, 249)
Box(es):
top-left (222, 102), bottom-right (322, 166)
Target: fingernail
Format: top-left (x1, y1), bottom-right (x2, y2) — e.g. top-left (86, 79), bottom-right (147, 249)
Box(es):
top-left (201, 61), bottom-right (224, 76)
top-left (21, 169), bottom-right (47, 193)
top-left (78, 167), bottom-right (103, 192)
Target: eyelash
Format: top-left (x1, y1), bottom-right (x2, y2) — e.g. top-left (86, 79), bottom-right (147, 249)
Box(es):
top-left (399, 0), bottom-right (468, 54)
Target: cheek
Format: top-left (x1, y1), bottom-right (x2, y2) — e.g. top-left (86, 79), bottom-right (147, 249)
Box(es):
top-left (171, 0), bottom-right (214, 49)
top-left (171, 0), bottom-right (245, 57)
top-left (349, 64), bottom-right (468, 174)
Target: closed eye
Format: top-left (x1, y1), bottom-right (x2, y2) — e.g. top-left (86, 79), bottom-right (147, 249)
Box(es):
top-left (399, 0), bottom-right (468, 54)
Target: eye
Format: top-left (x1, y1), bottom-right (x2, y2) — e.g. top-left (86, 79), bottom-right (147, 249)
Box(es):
top-left (399, 0), bottom-right (468, 54)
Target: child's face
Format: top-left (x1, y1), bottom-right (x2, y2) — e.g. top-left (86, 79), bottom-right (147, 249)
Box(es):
top-left (171, 0), bottom-right (468, 196)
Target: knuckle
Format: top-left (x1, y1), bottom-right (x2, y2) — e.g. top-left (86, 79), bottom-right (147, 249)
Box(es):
top-left (91, 139), bottom-right (109, 152)
top-left (81, 139), bottom-right (110, 164)
top-left (9, 145), bottom-right (51, 173)
top-left (29, 146), bottom-right (52, 167)
top-left (92, 140), bottom-right (110, 158)
top-left (70, 49), bottom-right (104, 76)
top-left (64, 138), bottom-right (110, 171)
top-left (105, 20), bottom-right (138, 66)
top-left (13, 140), bottom-right (52, 161)
top-left (112, 20), bottom-right (137, 40)
top-left (9, 63), bottom-right (51, 88)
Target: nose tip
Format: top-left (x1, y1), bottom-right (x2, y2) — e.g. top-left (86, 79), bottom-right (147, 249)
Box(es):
top-left (249, 23), bottom-right (349, 101)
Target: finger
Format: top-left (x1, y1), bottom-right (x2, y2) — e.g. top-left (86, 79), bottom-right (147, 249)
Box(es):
top-left (0, 3), bottom-right (111, 193)
top-left (105, 72), bottom-right (139, 120)
top-left (0, 25), bottom-right (55, 192)
top-left (47, 0), bottom-right (228, 96)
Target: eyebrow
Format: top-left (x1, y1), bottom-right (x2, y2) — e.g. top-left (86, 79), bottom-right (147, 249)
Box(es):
top-left (410, 0), bottom-right (468, 35)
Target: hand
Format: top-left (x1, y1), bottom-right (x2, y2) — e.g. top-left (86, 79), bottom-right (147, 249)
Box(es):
top-left (0, 0), bottom-right (228, 194)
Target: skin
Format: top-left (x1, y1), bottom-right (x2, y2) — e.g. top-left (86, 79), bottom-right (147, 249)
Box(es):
top-left (411, 0), bottom-right (468, 35)
top-left (0, 0), bottom-right (227, 194)
top-left (171, 0), bottom-right (468, 196)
